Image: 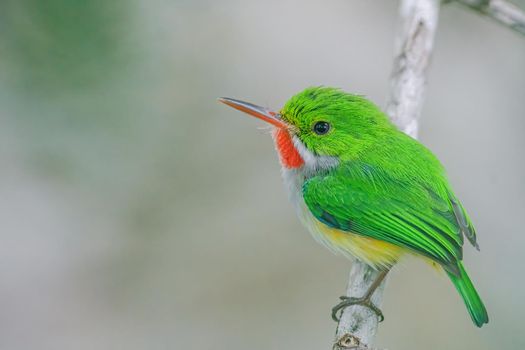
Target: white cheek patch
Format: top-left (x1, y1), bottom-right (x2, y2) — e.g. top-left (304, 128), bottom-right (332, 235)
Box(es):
top-left (291, 136), bottom-right (339, 175)
top-left (291, 136), bottom-right (316, 165)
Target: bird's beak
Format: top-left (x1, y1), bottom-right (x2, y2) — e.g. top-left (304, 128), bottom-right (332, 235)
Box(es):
top-left (218, 97), bottom-right (287, 129)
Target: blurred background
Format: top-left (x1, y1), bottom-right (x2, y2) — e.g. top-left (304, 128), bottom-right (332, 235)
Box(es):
top-left (0, 0), bottom-right (524, 349)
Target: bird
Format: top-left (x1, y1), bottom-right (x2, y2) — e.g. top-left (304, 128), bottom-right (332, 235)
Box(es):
top-left (218, 86), bottom-right (488, 327)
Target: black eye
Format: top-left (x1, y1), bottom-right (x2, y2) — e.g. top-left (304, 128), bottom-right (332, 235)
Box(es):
top-left (313, 121), bottom-right (331, 135)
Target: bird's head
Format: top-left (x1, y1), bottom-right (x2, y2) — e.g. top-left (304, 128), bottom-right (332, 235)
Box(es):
top-left (219, 87), bottom-right (393, 170)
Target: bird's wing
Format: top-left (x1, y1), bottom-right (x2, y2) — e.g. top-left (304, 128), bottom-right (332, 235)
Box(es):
top-left (303, 162), bottom-right (471, 276)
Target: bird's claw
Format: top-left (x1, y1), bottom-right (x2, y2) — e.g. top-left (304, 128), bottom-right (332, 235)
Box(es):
top-left (331, 295), bottom-right (384, 323)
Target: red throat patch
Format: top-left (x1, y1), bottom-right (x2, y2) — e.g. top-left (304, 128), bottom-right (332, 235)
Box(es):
top-left (273, 129), bottom-right (304, 169)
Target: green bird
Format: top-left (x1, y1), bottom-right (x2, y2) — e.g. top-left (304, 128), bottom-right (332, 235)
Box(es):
top-left (219, 87), bottom-right (488, 327)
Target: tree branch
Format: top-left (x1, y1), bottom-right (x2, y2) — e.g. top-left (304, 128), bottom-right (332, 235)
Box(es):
top-left (333, 0), bottom-right (440, 348)
top-left (333, 262), bottom-right (387, 350)
top-left (386, 0), bottom-right (440, 137)
top-left (454, 0), bottom-right (525, 36)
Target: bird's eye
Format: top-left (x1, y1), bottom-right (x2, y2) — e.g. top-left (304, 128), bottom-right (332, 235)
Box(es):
top-left (313, 121), bottom-right (331, 135)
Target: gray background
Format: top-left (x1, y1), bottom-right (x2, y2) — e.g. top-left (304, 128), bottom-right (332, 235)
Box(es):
top-left (0, 0), bottom-right (524, 349)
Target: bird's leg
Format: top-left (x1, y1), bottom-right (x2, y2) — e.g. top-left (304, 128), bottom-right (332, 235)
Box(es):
top-left (331, 269), bottom-right (389, 322)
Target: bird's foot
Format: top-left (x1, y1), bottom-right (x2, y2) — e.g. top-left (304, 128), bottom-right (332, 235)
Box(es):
top-left (331, 295), bottom-right (384, 322)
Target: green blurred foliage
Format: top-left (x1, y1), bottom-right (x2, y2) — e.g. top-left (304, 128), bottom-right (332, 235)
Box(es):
top-left (0, 0), bottom-right (128, 93)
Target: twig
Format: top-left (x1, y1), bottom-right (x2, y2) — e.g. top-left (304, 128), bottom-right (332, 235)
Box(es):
top-left (333, 0), bottom-right (440, 348)
top-left (454, 0), bottom-right (525, 36)
top-left (386, 0), bottom-right (440, 138)
top-left (333, 261), bottom-right (387, 350)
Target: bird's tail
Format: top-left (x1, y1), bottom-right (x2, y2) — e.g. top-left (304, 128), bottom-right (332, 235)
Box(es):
top-left (446, 262), bottom-right (488, 327)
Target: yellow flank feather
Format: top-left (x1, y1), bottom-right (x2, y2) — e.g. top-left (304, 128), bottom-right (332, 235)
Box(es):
top-left (314, 219), bottom-right (405, 269)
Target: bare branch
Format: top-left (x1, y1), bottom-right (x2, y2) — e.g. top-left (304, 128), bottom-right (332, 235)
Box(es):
top-left (333, 0), bottom-right (440, 348)
top-left (334, 261), bottom-right (387, 350)
top-left (455, 0), bottom-right (525, 36)
top-left (386, 0), bottom-right (440, 138)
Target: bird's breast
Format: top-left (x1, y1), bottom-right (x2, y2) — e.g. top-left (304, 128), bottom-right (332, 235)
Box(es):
top-left (281, 167), bottom-right (404, 269)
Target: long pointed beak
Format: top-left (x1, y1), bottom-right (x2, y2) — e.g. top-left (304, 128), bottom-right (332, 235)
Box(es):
top-left (218, 97), bottom-right (287, 128)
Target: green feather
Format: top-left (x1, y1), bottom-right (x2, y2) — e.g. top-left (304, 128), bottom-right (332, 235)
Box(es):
top-left (303, 161), bottom-right (463, 275)
top-left (447, 263), bottom-right (489, 327)
top-left (281, 86), bottom-right (487, 326)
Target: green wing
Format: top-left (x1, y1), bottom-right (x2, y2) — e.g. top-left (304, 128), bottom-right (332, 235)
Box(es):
top-left (303, 162), bottom-right (476, 275)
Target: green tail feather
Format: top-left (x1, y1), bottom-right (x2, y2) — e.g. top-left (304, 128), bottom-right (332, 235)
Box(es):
top-left (447, 263), bottom-right (489, 327)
